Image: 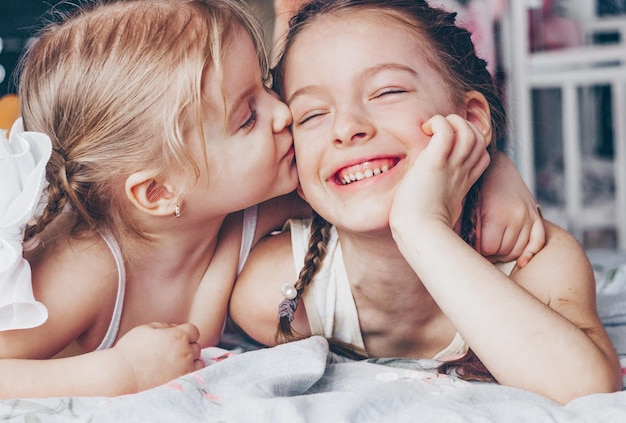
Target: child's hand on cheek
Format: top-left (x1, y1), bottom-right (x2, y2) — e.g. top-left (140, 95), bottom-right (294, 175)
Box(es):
top-left (389, 114), bottom-right (490, 237)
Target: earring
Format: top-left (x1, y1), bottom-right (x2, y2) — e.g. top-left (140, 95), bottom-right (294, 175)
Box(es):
top-left (174, 204), bottom-right (181, 218)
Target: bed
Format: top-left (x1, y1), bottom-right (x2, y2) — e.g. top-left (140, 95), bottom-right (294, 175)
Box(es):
top-left (0, 250), bottom-right (625, 422)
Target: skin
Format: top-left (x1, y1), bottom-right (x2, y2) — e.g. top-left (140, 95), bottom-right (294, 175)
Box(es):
top-left (230, 10), bottom-right (621, 404)
top-left (0, 26), bottom-right (303, 398)
top-left (1, 8), bottom-right (542, 399)
top-left (271, 0), bottom-right (543, 267)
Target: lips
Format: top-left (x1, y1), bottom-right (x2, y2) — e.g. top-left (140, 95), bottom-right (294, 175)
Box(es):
top-left (335, 157), bottom-right (399, 185)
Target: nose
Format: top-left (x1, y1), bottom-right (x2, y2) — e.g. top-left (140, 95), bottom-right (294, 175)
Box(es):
top-left (270, 91), bottom-right (293, 133)
top-left (332, 107), bottom-right (375, 146)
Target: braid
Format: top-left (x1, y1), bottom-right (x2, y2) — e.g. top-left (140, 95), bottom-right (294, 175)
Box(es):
top-left (23, 142), bottom-right (103, 245)
top-left (414, 5), bottom-right (505, 152)
top-left (273, 0), bottom-right (505, 376)
top-left (460, 182), bottom-right (480, 248)
top-left (275, 211), bottom-right (331, 344)
top-left (23, 150), bottom-right (71, 243)
top-left (437, 348), bottom-right (496, 383)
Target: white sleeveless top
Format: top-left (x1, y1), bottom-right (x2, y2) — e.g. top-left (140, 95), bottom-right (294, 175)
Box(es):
top-left (96, 205), bottom-right (258, 350)
top-left (288, 218), bottom-right (516, 360)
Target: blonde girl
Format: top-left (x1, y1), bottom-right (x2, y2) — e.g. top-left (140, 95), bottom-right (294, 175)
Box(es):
top-left (0, 0), bottom-right (303, 398)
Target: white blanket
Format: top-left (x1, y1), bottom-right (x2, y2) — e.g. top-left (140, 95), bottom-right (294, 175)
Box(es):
top-left (1, 250), bottom-right (625, 422)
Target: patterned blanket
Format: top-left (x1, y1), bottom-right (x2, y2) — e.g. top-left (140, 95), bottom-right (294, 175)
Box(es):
top-left (2, 250), bottom-right (626, 422)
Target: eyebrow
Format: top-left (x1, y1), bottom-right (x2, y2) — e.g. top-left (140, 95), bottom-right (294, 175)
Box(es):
top-left (286, 63), bottom-right (418, 106)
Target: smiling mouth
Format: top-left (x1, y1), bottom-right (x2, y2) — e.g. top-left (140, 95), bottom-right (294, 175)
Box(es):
top-left (336, 158), bottom-right (399, 185)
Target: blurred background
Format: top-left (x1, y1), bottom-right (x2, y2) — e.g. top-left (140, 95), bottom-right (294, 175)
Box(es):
top-left (2, 0), bottom-right (626, 251)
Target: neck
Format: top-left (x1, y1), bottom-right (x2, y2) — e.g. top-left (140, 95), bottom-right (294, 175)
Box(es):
top-left (120, 214), bottom-right (226, 282)
top-left (336, 227), bottom-right (441, 320)
top-left (337, 227), bottom-right (427, 293)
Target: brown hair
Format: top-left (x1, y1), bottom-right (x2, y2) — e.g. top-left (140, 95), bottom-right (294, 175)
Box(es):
top-left (19, 0), bottom-right (268, 244)
top-left (273, 0), bottom-right (507, 382)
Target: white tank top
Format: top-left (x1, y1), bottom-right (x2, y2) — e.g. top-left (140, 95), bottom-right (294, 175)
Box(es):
top-left (96, 205), bottom-right (258, 350)
top-left (289, 218), bottom-right (516, 360)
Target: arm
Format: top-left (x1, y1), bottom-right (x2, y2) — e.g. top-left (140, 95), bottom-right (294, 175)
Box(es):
top-left (0, 234), bottom-right (202, 399)
top-left (230, 229), bottom-right (310, 346)
top-left (478, 151), bottom-right (545, 267)
top-left (390, 115), bottom-right (620, 404)
top-left (0, 323), bottom-right (203, 398)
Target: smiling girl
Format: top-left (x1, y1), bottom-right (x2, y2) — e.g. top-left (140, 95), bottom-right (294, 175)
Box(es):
top-left (230, 0), bottom-right (621, 404)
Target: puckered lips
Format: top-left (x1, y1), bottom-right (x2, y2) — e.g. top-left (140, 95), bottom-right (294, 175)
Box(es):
top-left (282, 144), bottom-right (295, 160)
top-left (333, 157), bottom-right (400, 185)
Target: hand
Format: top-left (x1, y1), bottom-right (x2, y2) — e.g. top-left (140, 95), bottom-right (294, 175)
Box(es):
top-left (475, 153), bottom-right (545, 267)
top-left (113, 322), bottom-right (204, 393)
top-left (390, 114), bottom-right (490, 236)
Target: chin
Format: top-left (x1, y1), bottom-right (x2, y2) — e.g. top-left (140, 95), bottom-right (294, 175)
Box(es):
top-left (331, 214), bottom-right (391, 235)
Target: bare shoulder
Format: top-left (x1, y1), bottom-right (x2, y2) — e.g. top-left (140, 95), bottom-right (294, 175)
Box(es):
top-left (230, 230), bottom-right (299, 346)
top-left (512, 220), bottom-right (618, 354)
top-left (513, 220), bottom-right (619, 372)
top-left (15, 228), bottom-right (119, 357)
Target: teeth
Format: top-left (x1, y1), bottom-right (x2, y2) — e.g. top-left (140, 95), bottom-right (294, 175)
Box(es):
top-left (340, 165), bottom-right (390, 185)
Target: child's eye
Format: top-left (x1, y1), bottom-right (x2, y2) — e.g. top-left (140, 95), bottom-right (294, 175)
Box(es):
top-left (298, 111), bottom-right (327, 126)
top-left (240, 109), bottom-right (257, 130)
top-left (373, 88), bottom-right (407, 99)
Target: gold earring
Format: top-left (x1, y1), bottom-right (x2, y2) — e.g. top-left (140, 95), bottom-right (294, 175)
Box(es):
top-left (174, 204), bottom-right (181, 218)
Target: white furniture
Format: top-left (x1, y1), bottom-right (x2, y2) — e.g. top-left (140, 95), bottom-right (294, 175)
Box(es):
top-left (502, 0), bottom-right (626, 249)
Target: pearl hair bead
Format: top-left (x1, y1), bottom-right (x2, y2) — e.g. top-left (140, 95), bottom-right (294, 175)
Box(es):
top-left (281, 282), bottom-right (298, 300)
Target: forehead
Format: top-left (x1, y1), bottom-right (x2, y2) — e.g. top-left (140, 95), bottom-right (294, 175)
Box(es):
top-left (202, 25), bottom-right (260, 106)
top-left (283, 9), bottom-right (448, 92)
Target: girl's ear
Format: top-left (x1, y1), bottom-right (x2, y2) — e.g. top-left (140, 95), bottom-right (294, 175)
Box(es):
top-left (125, 171), bottom-right (178, 217)
top-left (464, 91), bottom-right (492, 143)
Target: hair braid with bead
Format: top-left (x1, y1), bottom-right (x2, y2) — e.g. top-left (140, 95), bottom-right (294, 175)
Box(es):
top-left (273, 0), bottom-right (505, 380)
top-left (276, 211), bottom-right (331, 344)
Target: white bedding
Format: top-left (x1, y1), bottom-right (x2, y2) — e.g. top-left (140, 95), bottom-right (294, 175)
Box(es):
top-left (1, 250), bottom-right (626, 422)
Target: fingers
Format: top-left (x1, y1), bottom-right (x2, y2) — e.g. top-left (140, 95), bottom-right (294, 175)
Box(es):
top-left (443, 115), bottom-right (490, 183)
top-left (479, 207), bottom-right (546, 266)
top-left (422, 114), bottom-right (488, 167)
top-left (480, 224), bottom-right (504, 259)
top-left (191, 342), bottom-right (205, 370)
top-left (496, 225), bottom-right (531, 263)
top-left (194, 358), bottom-right (206, 371)
top-left (176, 323), bottom-right (200, 344)
top-left (516, 218), bottom-right (546, 268)
top-left (421, 115), bottom-right (455, 163)
top-left (173, 323), bottom-right (205, 370)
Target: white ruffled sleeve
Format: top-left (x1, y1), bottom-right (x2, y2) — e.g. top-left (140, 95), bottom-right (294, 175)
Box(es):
top-left (0, 118), bottom-right (51, 331)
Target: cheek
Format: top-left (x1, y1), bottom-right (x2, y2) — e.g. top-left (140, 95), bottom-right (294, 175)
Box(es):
top-left (293, 136), bottom-right (320, 168)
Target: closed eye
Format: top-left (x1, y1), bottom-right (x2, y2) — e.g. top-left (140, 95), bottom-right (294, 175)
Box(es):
top-left (298, 111), bottom-right (328, 126)
top-left (373, 88), bottom-right (408, 99)
top-left (240, 109), bottom-right (257, 130)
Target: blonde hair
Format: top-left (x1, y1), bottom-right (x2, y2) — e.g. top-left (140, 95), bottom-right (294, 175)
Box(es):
top-left (19, 0), bottom-right (268, 242)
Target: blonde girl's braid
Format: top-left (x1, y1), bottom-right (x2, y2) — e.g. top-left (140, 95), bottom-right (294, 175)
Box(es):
top-left (23, 149), bottom-right (81, 244)
top-left (276, 211), bottom-right (331, 345)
